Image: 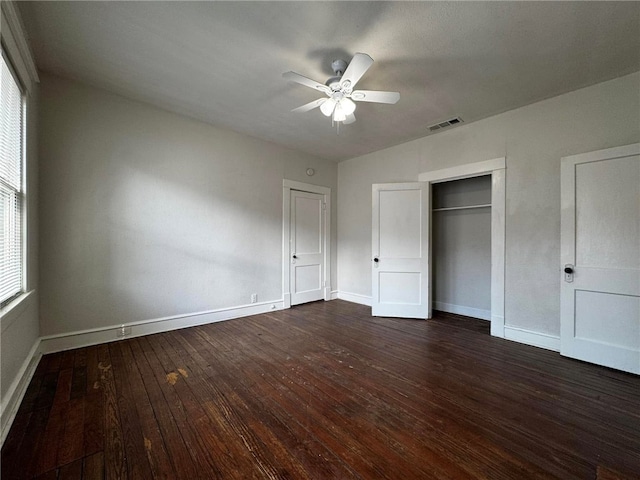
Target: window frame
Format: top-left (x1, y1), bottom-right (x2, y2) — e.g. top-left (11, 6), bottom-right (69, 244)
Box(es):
top-left (0, 46), bottom-right (27, 309)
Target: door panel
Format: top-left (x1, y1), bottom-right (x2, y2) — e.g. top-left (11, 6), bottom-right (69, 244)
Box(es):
top-left (379, 190), bottom-right (422, 258)
top-left (561, 144), bottom-right (640, 374)
top-left (290, 190), bottom-right (324, 305)
top-left (372, 183), bottom-right (429, 319)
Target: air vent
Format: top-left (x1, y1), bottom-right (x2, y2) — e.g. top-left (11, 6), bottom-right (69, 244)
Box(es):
top-left (429, 116), bottom-right (463, 132)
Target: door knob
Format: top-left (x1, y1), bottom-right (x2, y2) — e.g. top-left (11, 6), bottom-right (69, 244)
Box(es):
top-left (564, 266), bottom-right (573, 274)
top-left (373, 257), bottom-right (379, 263)
top-left (292, 255), bottom-right (297, 259)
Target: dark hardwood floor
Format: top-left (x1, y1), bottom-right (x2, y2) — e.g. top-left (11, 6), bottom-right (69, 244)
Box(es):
top-left (2, 300), bottom-right (639, 479)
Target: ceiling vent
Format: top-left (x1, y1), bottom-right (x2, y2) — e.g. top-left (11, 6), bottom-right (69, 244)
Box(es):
top-left (428, 116), bottom-right (463, 132)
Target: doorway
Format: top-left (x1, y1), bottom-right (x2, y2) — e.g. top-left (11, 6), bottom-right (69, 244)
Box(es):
top-left (419, 157), bottom-right (506, 337)
top-left (432, 175), bottom-right (492, 321)
top-left (282, 180), bottom-right (331, 308)
top-left (371, 157), bottom-right (505, 337)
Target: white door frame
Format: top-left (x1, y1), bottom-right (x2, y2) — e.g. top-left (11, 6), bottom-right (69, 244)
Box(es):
top-left (283, 179), bottom-right (331, 309)
top-left (419, 157), bottom-right (506, 337)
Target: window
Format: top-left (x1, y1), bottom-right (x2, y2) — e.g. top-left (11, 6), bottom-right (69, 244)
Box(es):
top-left (0, 51), bottom-right (25, 306)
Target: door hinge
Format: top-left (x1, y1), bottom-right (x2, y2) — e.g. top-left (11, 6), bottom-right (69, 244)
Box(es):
top-left (322, 203), bottom-right (326, 210)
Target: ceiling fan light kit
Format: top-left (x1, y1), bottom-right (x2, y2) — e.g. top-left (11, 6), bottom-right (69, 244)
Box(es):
top-left (283, 52), bottom-right (400, 130)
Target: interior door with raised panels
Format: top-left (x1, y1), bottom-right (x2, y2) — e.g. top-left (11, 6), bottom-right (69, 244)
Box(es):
top-left (290, 190), bottom-right (325, 305)
top-left (372, 182), bottom-right (430, 319)
top-left (560, 144), bottom-right (639, 374)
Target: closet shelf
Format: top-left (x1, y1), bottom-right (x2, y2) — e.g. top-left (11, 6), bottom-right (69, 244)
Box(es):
top-left (432, 203), bottom-right (491, 212)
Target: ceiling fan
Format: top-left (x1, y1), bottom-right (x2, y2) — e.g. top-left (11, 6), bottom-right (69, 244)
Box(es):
top-left (283, 53), bottom-right (400, 126)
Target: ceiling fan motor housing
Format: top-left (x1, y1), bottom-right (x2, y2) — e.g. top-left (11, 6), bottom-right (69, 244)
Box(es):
top-left (331, 59), bottom-right (347, 76)
top-left (326, 59), bottom-right (348, 90)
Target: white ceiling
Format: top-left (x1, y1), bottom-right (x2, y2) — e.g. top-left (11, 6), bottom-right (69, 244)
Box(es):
top-left (19, 1), bottom-right (640, 162)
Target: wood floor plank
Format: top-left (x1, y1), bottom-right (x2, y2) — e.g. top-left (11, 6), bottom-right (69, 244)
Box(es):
top-left (85, 346), bottom-right (100, 394)
top-left (83, 390), bottom-right (104, 457)
top-left (116, 340), bottom-right (177, 479)
top-left (70, 366), bottom-right (88, 400)
top-left (128, 338), bottom-right (201, 480)
top-left (250, 308), bottom-right (589, 478)
top-left (58, 458), bottom-right (83, 480)
top-left (138, 335), bottom-right (225, 478)
top-left (168, 328), bottom-right (316, 480)
top-left (33, 399), bottom-right (68, 476)
top-left (3, 300), bottom-right (640, 479)
top-left (201, 316), bottom-right (497, 479)
top-left (17, 406), bottom-right (51, 479)
top-left (60, 350), bottom-right (76, 371)
top-left (149, 333), bottom-right (257, 478)
top-left (83, 451), bottom-right (105, 480)
top-left (57, 396), bottom-right (86, 466)
top-left (107, 341), bottom-right (155, 479)
top-left (0, 411), bottom-right (32, 479)
top-left (97, 343), bottom-right (126, 480)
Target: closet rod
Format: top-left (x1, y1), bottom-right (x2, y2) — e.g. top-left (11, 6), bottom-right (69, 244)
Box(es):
top-left (432, 203), bottom-right (491, 212)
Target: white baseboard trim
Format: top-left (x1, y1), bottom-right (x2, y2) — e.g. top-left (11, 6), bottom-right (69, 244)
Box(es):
top-left (1, 338), bottom-right (41, 446)
top-left (329, 290), bottom-right (339, 300)
top-left (504, 326), bottom-right (560, 352)
top-left (337, 291), bottom-right (372, 307)
top-left (491, 314), bottom-right (505, 338)
top-left (40, 300), bottom-right (285, 354)
top-left (434, 302), bottom-right (491, 321)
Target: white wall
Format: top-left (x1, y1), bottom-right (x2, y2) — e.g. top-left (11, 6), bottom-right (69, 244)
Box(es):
top-left (338, 72), bottom-right (640, 337)
top-left (39, 73), bottom-right (337, 336)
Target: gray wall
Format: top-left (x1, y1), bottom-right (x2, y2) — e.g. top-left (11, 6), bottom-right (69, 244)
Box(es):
top-left (337, 72), bottom-right (640, 337)
top-left (433, 176), bottom-right (491, 318)
top-left (38, 73), bottom-right (338, 336)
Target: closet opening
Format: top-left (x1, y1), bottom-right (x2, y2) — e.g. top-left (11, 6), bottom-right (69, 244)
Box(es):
top-left (432, 175), bottom-right (492, 322)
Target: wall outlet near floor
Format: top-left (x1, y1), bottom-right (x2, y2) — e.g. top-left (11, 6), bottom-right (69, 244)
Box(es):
top-left (117, 325), bottom-right (132, 338)
top-left (251, 293), bottom-right (258, 303)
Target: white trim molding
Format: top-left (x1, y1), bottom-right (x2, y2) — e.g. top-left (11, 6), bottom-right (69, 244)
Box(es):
top-left (338, 291), bottom-right (372, 307)
top-left (1, 1), bottom-right (39, 91)
top-left (282, 179), bottom-right (332, 309)
top-left (419, 157), bottom-right (506, 339)
top-left (504, 326), bottom-right (560, 352)
top-left (434, 302), bottom-right (491, 321)
top-left (39, 300), bottom-right (284, 354)
top-left (0, 290), bottom-right (34, 333)
top-left (419, 157), bottom-right (505, 184)
top-left (1, 338), bottom-right (41, 445)
top-left (330, 290), bottom-right (339, 300)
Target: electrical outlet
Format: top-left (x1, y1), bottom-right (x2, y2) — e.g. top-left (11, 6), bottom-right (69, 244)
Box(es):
top-left (116, 325), bottom-right (132, 338)
top-left (251, 293), bottom-right (257, 303)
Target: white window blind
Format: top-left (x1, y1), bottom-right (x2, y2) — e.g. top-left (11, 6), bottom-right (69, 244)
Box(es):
top-left (0, 52), bottom-right (24, 306)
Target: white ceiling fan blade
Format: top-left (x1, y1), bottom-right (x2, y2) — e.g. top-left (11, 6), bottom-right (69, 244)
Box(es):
top-left (340, 53), bottom-right (374, 89)
top-left (283, 71), bottom-right (331, 95)
top-left (343, 113), bottom-right (356, 125)
top-left (351, 90), bottom-right (400, 104)
top-left (291, 98), bottom-right (326, 113)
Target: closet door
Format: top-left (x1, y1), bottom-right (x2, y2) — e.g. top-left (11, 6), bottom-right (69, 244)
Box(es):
top-left (372, 183), bottom-right (430, 319)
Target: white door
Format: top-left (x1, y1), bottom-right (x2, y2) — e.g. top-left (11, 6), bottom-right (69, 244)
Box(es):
top-left (560, 144), bottom-right (640, 374)
top-left (290, 190), bottom-right (325, 305)
top-left (372, 183), bottom-right (430, 319)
